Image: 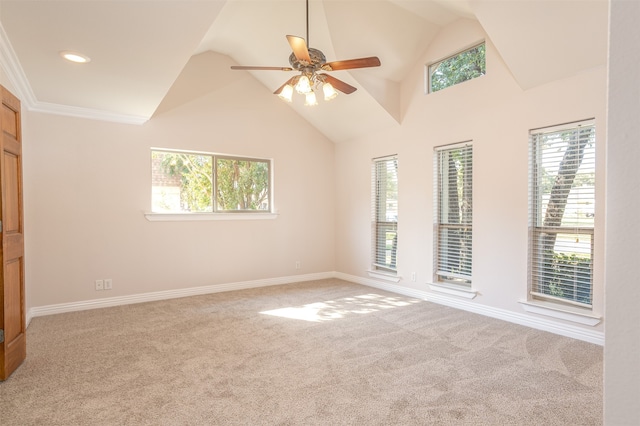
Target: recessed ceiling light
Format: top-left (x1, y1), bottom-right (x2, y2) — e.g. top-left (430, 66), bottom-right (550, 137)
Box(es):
top-left (60, 50), bottom-right (91, 64)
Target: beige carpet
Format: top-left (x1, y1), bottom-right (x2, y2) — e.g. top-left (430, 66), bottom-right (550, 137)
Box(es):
top-left (0, 279), bottom-right (602, 425)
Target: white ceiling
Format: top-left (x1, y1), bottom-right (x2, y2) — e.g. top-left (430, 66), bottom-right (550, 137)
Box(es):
top-left (0, 0), bottom-right (608, 142)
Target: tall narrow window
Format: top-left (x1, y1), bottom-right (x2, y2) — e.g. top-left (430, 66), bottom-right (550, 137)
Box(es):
top-left (372, 156), bottom-right (398, 273)
top-left (529, 120), bottom-right (595, 308)
top-left (434, 143), bottom-right (473, 285)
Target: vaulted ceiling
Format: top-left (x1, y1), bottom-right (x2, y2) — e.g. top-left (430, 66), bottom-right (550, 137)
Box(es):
top-left (0, 0), bottom-right (608, 142)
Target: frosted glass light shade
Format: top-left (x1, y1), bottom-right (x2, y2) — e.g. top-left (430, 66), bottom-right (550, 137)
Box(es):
top-left (323, 82), bottom-right (338, 101)
top-left (295, 75), bottom-right (312, 94)
top-left (277, 84), bottom-right (294, 102)
top-left (304, 91), bottom-right (318, 106)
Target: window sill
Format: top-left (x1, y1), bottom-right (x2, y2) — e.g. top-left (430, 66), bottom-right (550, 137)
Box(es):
top-left (519, 300), bottom-right (602, 326)
top-left (367, 270), bottom-right (401, 283)
top-left (144, 212), bottom-right (279, 222)
top-left (429, 282), bottom-right (477, 299)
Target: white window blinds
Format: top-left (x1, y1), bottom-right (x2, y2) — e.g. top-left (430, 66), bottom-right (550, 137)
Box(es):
top-left (372, 156), bottom-right (398, 273)
top-left (529, 120), bottom-right (595, 308)
top-left (434, 143), bottom-right (473, 285)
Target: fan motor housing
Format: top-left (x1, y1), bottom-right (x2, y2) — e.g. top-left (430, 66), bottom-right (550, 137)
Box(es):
top-left (289, 48), bottom-right (326, 70)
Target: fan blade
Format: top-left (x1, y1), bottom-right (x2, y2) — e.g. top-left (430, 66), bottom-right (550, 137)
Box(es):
top-left (319, 74), bottom-right (357, 94)
top-left (231, 66), bottom-right (293, 71)
top-left (273, 76), bottom-right (297, 95)
top-left (286, 35), bottom-right (312, 63)
top-left (322, 56), bottom-right (381, 71)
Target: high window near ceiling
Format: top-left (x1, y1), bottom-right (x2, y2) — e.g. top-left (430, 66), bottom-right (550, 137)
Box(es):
top-left (427, 42), bottom-right (486, 93)
top-left (434, 142), bottom-right (473, 286)
top-left (372, 155), bottom-right (398, 275)
top-left (151, 149), bottom-right (271, 213)
top-left (528, 120), bottom-right (595, 308)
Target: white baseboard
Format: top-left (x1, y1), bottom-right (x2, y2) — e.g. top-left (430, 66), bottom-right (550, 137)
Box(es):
top-left (27, 271), bottom-right (605, 346)
top-left (335, 272), bottom-right (605, 346)
top-left (27, 272), bottom-right (333, 324)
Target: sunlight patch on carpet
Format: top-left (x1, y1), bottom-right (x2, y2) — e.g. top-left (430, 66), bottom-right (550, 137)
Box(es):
top-left (260, 293), bottom-right (421, 322)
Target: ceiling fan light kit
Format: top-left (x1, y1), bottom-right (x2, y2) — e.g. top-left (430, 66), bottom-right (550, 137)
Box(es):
top-left (231, 0), bottom-right (381, 106)
top-left (323, 82), bottom-right (338, 101)
top-left (295, 75), bottom-right (312, 94)
top-left (277, 83), bottom-right (294, 102)
top-left (305, 91), bottom-right (318, 106)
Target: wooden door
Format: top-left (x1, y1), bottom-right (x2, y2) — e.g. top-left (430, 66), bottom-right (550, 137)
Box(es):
top-left (0, 86), bottom-right (25, 380)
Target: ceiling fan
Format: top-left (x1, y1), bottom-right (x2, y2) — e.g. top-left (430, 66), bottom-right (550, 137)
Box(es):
top-left (230, 0), bottom-right (381, 105)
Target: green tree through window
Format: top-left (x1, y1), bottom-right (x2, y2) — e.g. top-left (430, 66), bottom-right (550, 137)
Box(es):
top-left (429, 43), bottom-right (486, 93)
top-left (151, 150), bottom-right (271, 213)
top-left (529, 121), bottom-right (595, 306)
top-left (216, 157), bottom-right (270, 211)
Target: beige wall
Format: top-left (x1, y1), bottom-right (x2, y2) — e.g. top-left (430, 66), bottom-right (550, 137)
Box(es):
top-left (334, 19), bottom-right (607, 335)
top-left (22, 71), bottom-right (336, 308)
top-left (604, 0), bottom-right (640, 423)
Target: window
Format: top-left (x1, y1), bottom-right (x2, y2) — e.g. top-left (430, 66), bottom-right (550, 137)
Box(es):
top-left (428, 42), bottom-right (485, 93)
top-left (434, 143), bottom-right (473, 285)
top-left (529, 120), bottom-right (595, 308)
top-left (151, 150), bottom-right (271, 213)
top-left (372, 156), bottom-right (398, 273)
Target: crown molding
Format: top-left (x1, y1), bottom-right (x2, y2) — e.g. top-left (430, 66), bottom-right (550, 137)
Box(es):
top-left (30, 101), bottom-right (149, 125)
top-left (0, 22), bottom-right (148, 125)
top-left (0, 22), bottom-right (37, 107)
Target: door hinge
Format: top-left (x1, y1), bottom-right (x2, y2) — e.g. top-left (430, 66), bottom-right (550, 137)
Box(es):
top-left (0, 329), bottom-right (4, 343)
top-left (0, 220), bottom-right (2, 232)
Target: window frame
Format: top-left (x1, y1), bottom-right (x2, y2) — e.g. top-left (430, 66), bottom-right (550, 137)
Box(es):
top-left (371, 155), bottom-right (399, 274)
top-left (426, 41), bottom-right (486, 94)
top-left (528, 119), bottom-right (596, 309)
top-left (433, 141), bottom-right (473, 286)
top-left (150, 148), bottom-right (273, 215)
top-left (213, 155), bottom-right (271, 213)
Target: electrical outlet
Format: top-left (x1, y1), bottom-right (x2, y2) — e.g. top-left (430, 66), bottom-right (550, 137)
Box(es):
top-left (95, 279), bottom-right (104, 291)
top-left (104, 279), bottom-right (112, 290)
top-left (411, 272), bottom-right (417, 282)
top-left (295, 261), bottom-right (301, 269)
